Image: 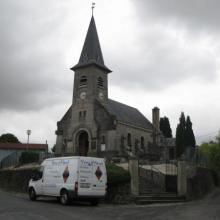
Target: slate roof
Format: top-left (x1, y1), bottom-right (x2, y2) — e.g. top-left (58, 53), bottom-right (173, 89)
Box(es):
top-left (0, 143), bottom-right (48, 150)
top-left (72, 16), bottom-right (111, 73)
top-left (107, 99), bottom-right (154, 130)
top-left (59, 99), bottom-right (153, 131)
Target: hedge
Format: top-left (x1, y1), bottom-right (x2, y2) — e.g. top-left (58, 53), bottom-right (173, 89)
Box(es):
top-left (106, 162), bottom-right (130, 186)
top-left (19, 152), bottom-right (39, 165)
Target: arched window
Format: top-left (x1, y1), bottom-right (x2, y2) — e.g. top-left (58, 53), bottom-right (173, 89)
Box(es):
top-left (127, 133), bottom-right (131, 146)
top-left (79, 76), bottom-right (87, 87)
top-left (101, 135), bottom-right (105, 144)
top-left (141, 137), bottom-right (144, 149)
top-left (97, 77), bottom-right (104, 88)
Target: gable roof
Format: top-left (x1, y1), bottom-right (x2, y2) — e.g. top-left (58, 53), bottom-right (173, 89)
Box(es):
top-left (106, 99), bottom-right (154, 130)
top-left (61, 106), bottom-right (72, 122)
top-left (59, 99), bottom-right (154, 131)
top-left (0, 143), bottom-right (48, 150)
top-left (72, 16), bottom-right (111, 73)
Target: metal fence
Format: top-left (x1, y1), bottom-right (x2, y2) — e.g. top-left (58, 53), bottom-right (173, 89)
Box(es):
top-left (0, 151), bottom-right (21, 169)
top-left (0, 151), bottom-right (51, 169)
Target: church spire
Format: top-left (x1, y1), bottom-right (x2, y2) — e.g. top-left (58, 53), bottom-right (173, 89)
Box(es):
top-left (71, 15), bottom-right (111, 73)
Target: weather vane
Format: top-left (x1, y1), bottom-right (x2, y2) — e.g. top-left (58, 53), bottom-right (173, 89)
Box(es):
top-left (92, 2), bottom-right (95, 15)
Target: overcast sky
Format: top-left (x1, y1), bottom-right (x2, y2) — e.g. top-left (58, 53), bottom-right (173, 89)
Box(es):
top-left (0, 0), bottom-right (219, 149)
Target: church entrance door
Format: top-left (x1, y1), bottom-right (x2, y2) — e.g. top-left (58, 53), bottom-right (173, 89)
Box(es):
top-left (78, 131), bottom-right (89, 156)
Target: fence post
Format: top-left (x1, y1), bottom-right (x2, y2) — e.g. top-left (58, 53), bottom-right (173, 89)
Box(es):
top-left (129, 157), bottom-right (139, 196)
top-left (177, 160), bottom-right (187, 196)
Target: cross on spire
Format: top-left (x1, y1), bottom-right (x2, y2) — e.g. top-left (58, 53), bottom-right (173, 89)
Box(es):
top-left (92, 2), bottom-right (95, 15)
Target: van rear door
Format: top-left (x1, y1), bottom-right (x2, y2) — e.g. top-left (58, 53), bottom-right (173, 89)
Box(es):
top-left (78, 157), bottom-right (93, 196)
top-left (91, 158), bottom-right (106, 196)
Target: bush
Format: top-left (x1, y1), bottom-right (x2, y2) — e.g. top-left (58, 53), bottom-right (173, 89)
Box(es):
top-left (106, 162), bottom-right (130, 186)
top-left (19, 152), bottom-right (39, 165)
top-left (200, 134), bottom-right (220, 173)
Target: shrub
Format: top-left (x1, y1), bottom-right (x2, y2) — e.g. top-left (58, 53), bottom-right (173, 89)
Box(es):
top-left (19, 152), bottom-right (39, 165)
top-left (106, 162), bottom-right (130, 186)
top-left (200, 134), bottom-right (220, 173)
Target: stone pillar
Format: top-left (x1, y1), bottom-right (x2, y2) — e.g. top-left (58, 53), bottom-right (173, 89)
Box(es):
top-left (152, 107), bottom-right (160, 130)
top-left (129, 158), bottom-right (139, 196)
top-left (177, 161), bottom-right (187, 196)
top-left (54, 134), bottom-right (63, 156)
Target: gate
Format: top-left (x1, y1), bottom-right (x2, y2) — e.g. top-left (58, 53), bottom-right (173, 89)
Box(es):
top-left (138, 159), bottom-right (178, 194)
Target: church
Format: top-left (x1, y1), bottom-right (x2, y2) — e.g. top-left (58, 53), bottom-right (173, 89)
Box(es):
top-left (55, 14), bottom-right (163, 160)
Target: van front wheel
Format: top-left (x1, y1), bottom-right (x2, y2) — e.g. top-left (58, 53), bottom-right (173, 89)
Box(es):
top-left (29, 188), bottom-right (36, 201)
top-left (60, 190), bottom-right (70, 205)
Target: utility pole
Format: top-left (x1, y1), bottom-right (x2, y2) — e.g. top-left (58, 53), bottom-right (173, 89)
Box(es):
top-left (26, 129), bottom-right (31, 151)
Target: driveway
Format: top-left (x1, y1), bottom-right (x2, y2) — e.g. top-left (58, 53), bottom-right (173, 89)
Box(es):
top-left (0, 188), bottom-right (219, 220)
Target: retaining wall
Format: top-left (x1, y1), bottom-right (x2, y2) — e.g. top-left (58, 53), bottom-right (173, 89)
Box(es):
top-left (0, 167), bottom-right (131, 204)
top-left (187, 167), bottom-right (219, 199)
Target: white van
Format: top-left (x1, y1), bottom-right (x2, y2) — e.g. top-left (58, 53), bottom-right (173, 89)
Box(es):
top-left (28, 156), bottom-right (107, 205)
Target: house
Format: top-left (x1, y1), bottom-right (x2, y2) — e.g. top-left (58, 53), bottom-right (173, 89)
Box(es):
top-left (0, 143), bottom-right (48, 163)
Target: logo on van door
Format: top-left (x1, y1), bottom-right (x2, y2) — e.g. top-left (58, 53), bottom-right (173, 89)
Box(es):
top-left (63, 166), bottom-right (69, 183)
top-left (95, 166), bottom-right (102, 180)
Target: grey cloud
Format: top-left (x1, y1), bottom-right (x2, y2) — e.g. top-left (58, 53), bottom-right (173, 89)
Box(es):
top-left (1, 0), bottom-right (219, 113)
top-left (0, 0), bottom-right (73, 112)
top-left (107, 26), bottom-right (218, 91)
top-left (134, 0), bottom-right (220, 32)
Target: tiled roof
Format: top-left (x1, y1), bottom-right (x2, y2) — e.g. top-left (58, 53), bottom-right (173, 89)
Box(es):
top-left (0, 143), bottom-right (48, 150)
top-left (107, 99), bottom-right (154, 130)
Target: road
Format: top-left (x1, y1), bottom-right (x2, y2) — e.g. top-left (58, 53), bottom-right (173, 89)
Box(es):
top-left (0, 189), bottom-right (220, 220)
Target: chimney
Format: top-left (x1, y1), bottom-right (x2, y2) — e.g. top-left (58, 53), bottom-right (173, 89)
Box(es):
top-left (152, 107), bottom-right (160, 130)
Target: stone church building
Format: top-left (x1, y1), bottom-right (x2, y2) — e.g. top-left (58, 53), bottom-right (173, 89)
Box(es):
top-left (55, 15), bottom-right (163, 159)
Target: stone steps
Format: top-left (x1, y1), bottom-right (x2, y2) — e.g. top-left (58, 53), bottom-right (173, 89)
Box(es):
top-left (139, 183), bottom-right (164, 194)
top-left (135, 193), bottom-right (186, 205)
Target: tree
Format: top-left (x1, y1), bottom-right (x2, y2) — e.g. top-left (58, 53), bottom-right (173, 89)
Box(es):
top-left (185, 116), bottom-right (196, 148)
top-left (175, 112), bottom-right (196, 158)
top-left (160, 116), bottom-right (172, 138)
top-left (0, 133), bottom-right (20, 143)
top-left (200, 134), bottom-right (220, 172)
top-left (176, 112), bottom-right (186, 158)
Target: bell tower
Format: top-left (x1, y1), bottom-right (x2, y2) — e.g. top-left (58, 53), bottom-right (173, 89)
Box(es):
top-left (69, 13), bottom-right (112, 156)
top-left (71, 15), bottom-right (112, 106)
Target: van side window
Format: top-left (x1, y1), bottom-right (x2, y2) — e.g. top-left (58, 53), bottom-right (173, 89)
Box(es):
top-left (33, 166), bottom-right (44, 181)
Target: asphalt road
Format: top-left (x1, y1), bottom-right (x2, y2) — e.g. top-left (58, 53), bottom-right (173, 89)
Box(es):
top-left (0, 189), bottom-right (220, 220)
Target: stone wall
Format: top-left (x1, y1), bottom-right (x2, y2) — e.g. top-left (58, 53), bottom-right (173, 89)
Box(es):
top-left (187, 167), bottom-right (218, 199)
top-left (0, 168), bottom-right (37, 192)
top-left (106, 182), bottom-right (132, 204)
